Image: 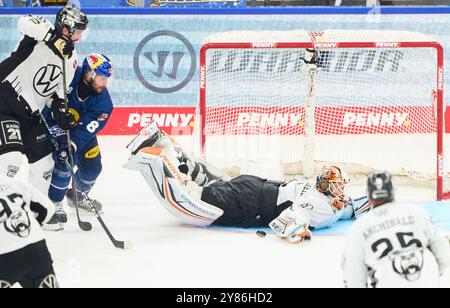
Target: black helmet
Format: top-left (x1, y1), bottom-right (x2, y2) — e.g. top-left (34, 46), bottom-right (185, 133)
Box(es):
top-left (55, 5), bottom-right (88, 34)
top-left (367, 171), bottom-right (394, 203)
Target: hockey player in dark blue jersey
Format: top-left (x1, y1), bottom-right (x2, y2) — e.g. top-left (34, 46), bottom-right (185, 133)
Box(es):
top-left (43, 53), bottom-right (113, 230)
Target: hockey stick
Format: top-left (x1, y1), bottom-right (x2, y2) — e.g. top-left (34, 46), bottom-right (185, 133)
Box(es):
top-left (41, 113), bottom-right (92, 232)
top-left (41, 114), bottom-right (131, 250)
top-left (62, 160), bottom-right (132, 250)
top-left (61, 58), bottom-right (92, 232)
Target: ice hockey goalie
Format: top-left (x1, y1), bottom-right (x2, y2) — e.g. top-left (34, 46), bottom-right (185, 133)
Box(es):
top-left (124, 122), bottom-right (370, 243)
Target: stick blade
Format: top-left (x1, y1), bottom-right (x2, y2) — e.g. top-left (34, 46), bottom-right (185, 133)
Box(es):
top-left (117, 240), bottom-right (133, 250)
top-left (79, 221), bottom-right (93, 232)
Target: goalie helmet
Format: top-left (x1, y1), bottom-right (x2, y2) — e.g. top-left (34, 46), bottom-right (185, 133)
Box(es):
top-left (55, 5), bottom-right (88, 34)
top-left (316, 165), bottom-right (349, 199)
top-left (367, 171), bottom-right (394, 203)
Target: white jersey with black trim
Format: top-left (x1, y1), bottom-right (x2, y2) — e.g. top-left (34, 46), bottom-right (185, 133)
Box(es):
top-left (342, 202), bottom-right (450, 288)
top-left (285, 180), bottom-right (353, 230)
top-left (0, 176), bottom-right (55, 255)
top-left (0, 15), bottom-right (77, 115)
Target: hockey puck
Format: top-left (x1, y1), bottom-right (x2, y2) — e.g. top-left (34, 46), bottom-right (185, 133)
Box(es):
top-left (256, 230), bottom-right (267, 238)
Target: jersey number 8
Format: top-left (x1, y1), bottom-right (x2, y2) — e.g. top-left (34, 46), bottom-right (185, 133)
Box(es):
top-left (87, 121), bottom-right (99, 133)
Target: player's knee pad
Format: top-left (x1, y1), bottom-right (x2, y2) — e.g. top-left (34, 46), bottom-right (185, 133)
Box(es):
top-left (77, 159), bottom-right (102, 194)
top-left (0, 151), bottom-right (23, 178)
top-left (28, 154), bottom-right (54, 194)
top-left (133, 152), bottom-right (224, 227)
top-left (79, 159), bottom-right (102, 181)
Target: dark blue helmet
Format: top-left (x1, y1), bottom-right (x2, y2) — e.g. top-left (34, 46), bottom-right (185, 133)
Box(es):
top-left (82, 53), bottom-right (113, 79)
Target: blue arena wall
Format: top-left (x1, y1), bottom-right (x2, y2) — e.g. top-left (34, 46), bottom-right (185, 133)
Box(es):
top-left (0, 7), bottom-right (449, 107)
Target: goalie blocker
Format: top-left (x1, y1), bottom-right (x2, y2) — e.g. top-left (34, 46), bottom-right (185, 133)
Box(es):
top-left (125, 122), bottom-right (370, 234)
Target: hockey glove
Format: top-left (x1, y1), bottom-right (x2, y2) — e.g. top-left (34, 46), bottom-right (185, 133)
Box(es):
top-left (54, 141), bottom-right (76, 164)
top-left (46, 29), bottom-right (74, 59)
top-left (269, 206), bottom-right (312, 244)
top-left (49, 126), bottom-right (76, 164)
top-left (50, 98), bottom-right (76, 130)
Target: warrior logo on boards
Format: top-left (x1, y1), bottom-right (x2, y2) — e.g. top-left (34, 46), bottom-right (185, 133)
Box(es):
top-left (134, 31), bottom-right (196, 94)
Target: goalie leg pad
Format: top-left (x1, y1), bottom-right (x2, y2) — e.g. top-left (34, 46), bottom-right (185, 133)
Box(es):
top-left (126, 149), bottom-right (224, 227)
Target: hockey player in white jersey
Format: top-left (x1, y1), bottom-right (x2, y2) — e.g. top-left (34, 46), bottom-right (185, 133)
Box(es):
top-left (0, 176), bottom-right (58, 288)
top-left (124, 123), bottom-right (369, 243)
top-left (0, 6), bottom-right (88, 196)
top-left (342, 172), bottom-right (450, 288)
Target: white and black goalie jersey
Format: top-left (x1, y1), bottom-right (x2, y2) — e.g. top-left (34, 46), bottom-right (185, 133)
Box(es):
top-left (289, 180), bottom-right (354, 230)
top-left (342, 203), bottom-right (450, 288)
top-left (0, 15), bottom-right (77, 118)
top-left (0, 176), bottom-right (55, 255)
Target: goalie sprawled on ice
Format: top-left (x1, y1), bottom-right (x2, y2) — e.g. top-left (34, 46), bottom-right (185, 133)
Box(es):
top-left (125, 123), bottom-right (369, 243)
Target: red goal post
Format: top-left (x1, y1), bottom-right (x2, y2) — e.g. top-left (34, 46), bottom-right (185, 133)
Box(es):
top-left (197, 31), bottom-right (450, 200)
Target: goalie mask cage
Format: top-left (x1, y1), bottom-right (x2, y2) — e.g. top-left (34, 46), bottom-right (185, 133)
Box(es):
top-left (197, 30), bottom-right (447, 200)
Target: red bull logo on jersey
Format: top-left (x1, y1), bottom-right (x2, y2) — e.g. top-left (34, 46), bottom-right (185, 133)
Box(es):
top-left (98, 113), bottom-right (109, 122)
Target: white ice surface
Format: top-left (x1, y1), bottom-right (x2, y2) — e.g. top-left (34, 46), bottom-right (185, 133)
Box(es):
top-left (13, 136), bottom-right (450, 288)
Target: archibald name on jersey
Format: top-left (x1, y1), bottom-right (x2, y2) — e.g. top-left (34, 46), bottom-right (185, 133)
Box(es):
top-left (362, 214), bottom-right (416, 240)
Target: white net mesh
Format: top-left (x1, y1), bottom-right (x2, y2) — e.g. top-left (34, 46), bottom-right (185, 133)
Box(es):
top-left (199, 30), bottom-right (447, 199)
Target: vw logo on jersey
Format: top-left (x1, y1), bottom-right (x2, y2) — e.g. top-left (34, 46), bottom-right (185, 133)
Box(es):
top-left (39, 274), bottom-right (59, 288)
top-left (33, 64), bottom-right (62, 97)
top-left (0, 281), bottom-right (12, 289)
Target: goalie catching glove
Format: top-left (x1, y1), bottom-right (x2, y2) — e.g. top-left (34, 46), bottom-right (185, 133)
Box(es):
top-left (269, 205), bottom-right (312, 244)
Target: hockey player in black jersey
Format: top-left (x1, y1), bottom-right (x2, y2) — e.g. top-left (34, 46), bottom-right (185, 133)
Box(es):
top-left (0, 176), bottom-right (58, 288)
top-left (0, 6), bottom-right (88, 200)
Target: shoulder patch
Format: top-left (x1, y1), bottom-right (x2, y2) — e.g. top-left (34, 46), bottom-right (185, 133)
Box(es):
top-left (97, 113), bottom-right (109, 122)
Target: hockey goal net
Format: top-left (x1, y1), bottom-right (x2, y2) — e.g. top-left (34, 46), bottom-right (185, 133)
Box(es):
top-left (197, 30), bottom-right (448, 200)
